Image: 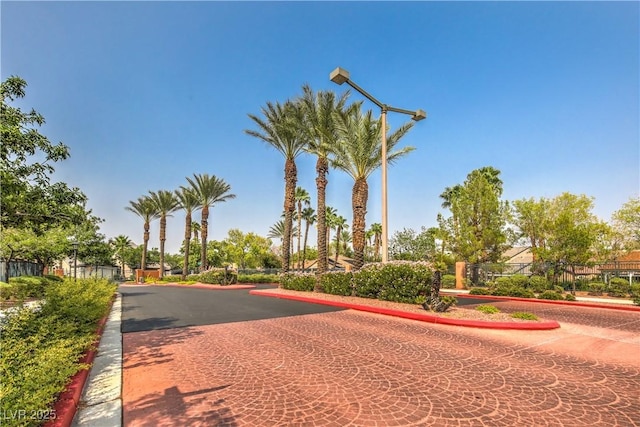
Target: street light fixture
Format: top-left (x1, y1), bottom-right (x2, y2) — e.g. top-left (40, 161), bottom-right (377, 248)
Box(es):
top-left (330, 67), bottom-right (426, 263)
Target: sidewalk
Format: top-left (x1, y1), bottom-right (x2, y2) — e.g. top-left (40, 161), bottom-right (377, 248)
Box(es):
top-left (72, 294), bottom-right (122, 427)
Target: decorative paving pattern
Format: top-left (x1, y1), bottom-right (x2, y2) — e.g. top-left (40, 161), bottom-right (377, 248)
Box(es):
top-left (123, 309), bottom-right (640, 426)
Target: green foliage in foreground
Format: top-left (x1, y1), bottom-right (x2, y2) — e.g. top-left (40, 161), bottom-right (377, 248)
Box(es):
top-left (3, 276), bottom-right (61, 301)
top-left (1, 278), bottom-right (116, 427)
top-left (511, 312), bottom-right (539, 321)
top-left (280, 273), bottom-right (315, 292)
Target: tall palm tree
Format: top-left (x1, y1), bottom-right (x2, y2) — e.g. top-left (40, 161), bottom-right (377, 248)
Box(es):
top-left (298, 85), bottom-right (350, 275)
top-left (294, 187), bottom-right (311, 269)
top-left (186, 173), bottom-right (236, 271)
top-left (340, 229), bottom-right (352, 255)
top-left (125, 197), bottom-right (160, 271)
top-left (246, 100), bottom-right (306, 273)
top-left (148, 190), bottom-right (180, 279)
top-left (175, 186), bottom-right (199, 280)
top-left (301, 206), bottom-right (316, 270)
top-left (333, 215), bottom-right (348, 268)
top-left (333, 104), bottom-right (415, 269)
top-left (110, 235), bottom-right (132, 279)
top-left (325, 206), bottom-right (338, 257)
top-left (369, 223), bottom-right (382, 262)
top-left (365, 228), bottom-right (375, 261)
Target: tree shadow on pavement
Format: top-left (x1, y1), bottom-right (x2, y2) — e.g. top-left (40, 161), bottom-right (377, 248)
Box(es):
top-left (123, 324), bottom-right (205, 369)
top-left (124, 384), bottom-right (237, 426)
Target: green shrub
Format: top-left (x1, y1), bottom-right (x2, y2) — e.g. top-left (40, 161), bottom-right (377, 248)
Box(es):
top-left (631, 284), bottom-right (640, 297)
top-left (159, 275), bottom-right (182, 283)
top-left (476, 304), bottom-right (500, 314)
top-left (186, 274), bottom-right (200, 282)
top-left (468, 287), bottom-right (491, 295)
top-left (353, 262), bottom-right (432, 304)
top-left (511, 312), bottom-right (538, 321)
top-left (538, 290), bottom-right (564, 300)
top-left (528, 276), bottom-right (549, 293)
top-left (491, 284), bottom-right (534, 298)
top-left (587, 282), bottom-right (606, 296)
top-left (280, 273), bottom-right (315, 292)
top-left (198, 268), bottom-right (238, 285)
top-left (510, 274), bottom-right (529, 289)
top-left (9, 276), bottom-right (51, 299)
top-left (493, 277), bottom-right (513, 288)
top-left (43, 274), bottom-right (64, 282)
top-left (564, 293), bottom-right (576, 301)
top-left (633, 295), bottom-right (640, 306)
top-left (608, 278), bottom-right (630, 297)
top-left (441, 274), bottom-right (456, 289)
top-left (319, 272), bottom-right (353, 296)
top-left (1, 278), bottom-right (116, 426)
top-left (237, 273), bottom-right (279, 283)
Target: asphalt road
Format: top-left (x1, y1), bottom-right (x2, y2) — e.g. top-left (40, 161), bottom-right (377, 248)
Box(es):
top-left (119, 284), bottom-right (344, 333)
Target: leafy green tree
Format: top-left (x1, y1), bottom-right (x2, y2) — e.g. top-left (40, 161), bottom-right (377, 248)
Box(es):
top-left (389, 227), bottom-right (437, 261)
top-left (246, 100), bottom-right (306, 274)
top-left (369, 223), bottom-right (382, 261)
top-left (333, 215), bottom-right (349, 267)
top-left (439, 167), bottom-right (511, 284)
top-left (298, 85), bottom-right (350, 274)
top-left (333, 102), bottom-right (415, 269)
top-left (611, 197), bottom-right (640, 251)
top-left (222, 229), bottom-right (274, 269)
top-left (1, 76), bottom-right (89, 232)
top-left (0, 227), bottom-right (70, 275)
top-left (125, 197), bottom-right (159, 271)
top-left (186, 173), bottom-right (236, 271)
top-left (148, 190), bottom-right (179, 279)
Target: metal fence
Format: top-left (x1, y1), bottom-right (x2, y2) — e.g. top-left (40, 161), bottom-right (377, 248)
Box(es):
top-left (66, 265), bottom-right (120, 280)
top-left (0, 260), bottom-right (43, 281)
top-left (467, 261), bottom-right (640, 285)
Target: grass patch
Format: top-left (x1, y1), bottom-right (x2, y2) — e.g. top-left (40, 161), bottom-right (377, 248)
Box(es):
top-left (476, 304), bottom-right (500, 314)
top-left (511, 312), bottom-right (538, 321)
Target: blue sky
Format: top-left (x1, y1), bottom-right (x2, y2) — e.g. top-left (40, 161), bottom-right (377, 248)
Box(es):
top-left (3, 1), bottom-right (638, 254)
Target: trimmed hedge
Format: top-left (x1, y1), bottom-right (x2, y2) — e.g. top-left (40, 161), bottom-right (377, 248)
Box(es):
top-left (608, 278), bottom-right (630, 297)
top-left (319, 272), bottom-right (353, 296)
top-left (1, 278), bottom-right (116, 427)
top-left (353, 262), bottom-right (432, 304)
top-left (538, 290), bottom-right (565, 300)
top-left (587, 282), bottom-right (606, 296)
top-left (441, 274), bottom-right (456, 289)
top-left (528, 276), bottom-right (549, 293)
top-left (198, 268), bottom-right (238, 285)
top-left (280, 273), bottom-right (315, 291)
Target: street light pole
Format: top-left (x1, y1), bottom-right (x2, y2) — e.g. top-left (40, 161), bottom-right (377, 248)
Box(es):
top-left (330, 67), bottom-right (426, 263)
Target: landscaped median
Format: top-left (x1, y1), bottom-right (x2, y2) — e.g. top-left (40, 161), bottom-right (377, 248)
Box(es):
top-left (249, 288), bottom-right (561, 330)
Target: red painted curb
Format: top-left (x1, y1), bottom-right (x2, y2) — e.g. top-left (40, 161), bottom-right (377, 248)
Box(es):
top-left (456, 294), bottom-right (640, 312)
top-left (122, 283), bottom-right (256, 290)
top-left (249, 290), bottom-right (560, 330)
top-left (44, 297), bottom-right (114, 427)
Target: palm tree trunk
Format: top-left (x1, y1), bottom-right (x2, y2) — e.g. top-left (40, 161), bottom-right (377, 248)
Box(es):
top-left (159, 216), bottom-right (166, 279)
top-left (142, 221), bottom-right (149, 271)
top-left (182, 212), bottom-right (192, 280)
top-left (334, 226), bottom-right (341, 268)
top-left (201, 206), bottom-right (209, 271)
top-left (282, 159), bottom-right (297, 274)
top-left (316, 157), bottom-right (328, 275)
top-left (302, 219), bottom-right (310, 271)
top-left (352, 178), bottom-right (368, 270)
top-left (297, 202), bottom-right (302, 270)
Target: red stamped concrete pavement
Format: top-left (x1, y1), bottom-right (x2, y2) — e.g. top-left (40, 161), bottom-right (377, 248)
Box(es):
top-left (124, 306), bottom-right (640, 426)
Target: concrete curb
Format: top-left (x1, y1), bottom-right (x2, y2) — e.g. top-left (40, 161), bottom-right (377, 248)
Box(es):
top-left (70, 293), bottom-right (122, 426)
top-left (249, 290), bottom-right (561, 330)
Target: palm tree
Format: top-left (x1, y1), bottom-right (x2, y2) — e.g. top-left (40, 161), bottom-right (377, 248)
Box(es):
top-left (340, 229), bottom-right (352, 255)
top-left (246, 100), bottom-right (306, 273)
top-left (148, 190), bottom-right (179, 279)
top-left (365, 228), bottom-right (375, 261)
top-left (301, 206), bottom-right (316, 270)
top-left (175, 187), bottom-right (199, 280)
top-left (294, 187), bottom-right (311, 269)
top-left (333, 215), bottom-right (348, 268)
top-left (192, 222), bottom-right (201, 244)
top-left (125, 197), bottom-right (160, 272)
top-left (325, 206), bottom-right (338, 257)
top-left (333, 103), bottom-right (415, 269)
top-left (110, 235), bottom-right (132, 279)
top-left (298, 85), bottom-right (350, 275)
top-left (369, 223), bottom-right (382, 262)
top-left (186, 173), bottom-right (236, 271)
top-left (268, 219), bottom-right (297, 264)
